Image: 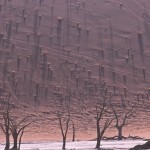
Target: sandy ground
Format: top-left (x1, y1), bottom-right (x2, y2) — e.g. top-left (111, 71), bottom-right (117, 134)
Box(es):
top-left (0, 140), bottom-right (147, 150)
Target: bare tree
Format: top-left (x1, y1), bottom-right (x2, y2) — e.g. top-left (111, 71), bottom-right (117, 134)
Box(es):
top-left (0, 87), bottom-right (35, 150)
top-left (0, 104), bottom-right (11, 150)
top-left (112, 101), bottom-right (136, 140)
top-left (0, 90), bottom-right (12, 150)
top-left (94, 100), bottom-right (114, 149)
top-left (85, 83), bottom-right (114, 149)
top-left (57, 107), bottom-right (70, 150)
top-left (9, 112), bottom-right (35, 150)
top-left (0, 102), bottom-right (35, 150)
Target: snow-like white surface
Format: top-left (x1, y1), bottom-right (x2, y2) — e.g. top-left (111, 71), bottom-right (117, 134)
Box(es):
top-left (0, 140), bottom-right (146, 150)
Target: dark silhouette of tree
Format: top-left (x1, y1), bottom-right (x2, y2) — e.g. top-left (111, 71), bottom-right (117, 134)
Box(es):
top-left (0, 84), bottom-right (36, 150)
top-left (0, 104), bottom-right (11, 150)
top-left (112, 101), bottom-right (136, 140)
top-left (9, 114), bottom-right (35, 150)
top-left (95, 102), bottom-right (113, 149)
top-left (57, 108), bottom-right (70, 150)
top-left (0, 89), bottom-right (12, 150)
top-left (86, 84), bottom-right (114, 149)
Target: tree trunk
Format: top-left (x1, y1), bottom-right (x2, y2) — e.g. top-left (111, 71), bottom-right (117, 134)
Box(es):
top-left (18, 130), bottom-right (24, 150)
top-left (4, 133), bottom-right (10, 150)
top-left (95, 120), bottom-right (101, 149)
top-left (117, 126), bottom-right (123, 140)
top-left (96, 135), bottom-right (101, 149)
top-left (72, 123), bottom-right (75, 142)
top-left (12, 134), bottom-right (18, 150)
top-left (62, 136), bottom-right (66, 150)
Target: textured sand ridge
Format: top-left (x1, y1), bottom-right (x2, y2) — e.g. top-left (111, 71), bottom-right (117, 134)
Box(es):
top-left (0, 0), bottom-right (150, 141)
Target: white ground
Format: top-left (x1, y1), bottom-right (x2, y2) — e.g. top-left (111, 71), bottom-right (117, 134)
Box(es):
top-left (0, 140), bottom-right (147, 150)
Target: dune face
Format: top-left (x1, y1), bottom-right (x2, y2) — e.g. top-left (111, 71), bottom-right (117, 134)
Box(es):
top-left (0, 0), bottom-right (150, 141)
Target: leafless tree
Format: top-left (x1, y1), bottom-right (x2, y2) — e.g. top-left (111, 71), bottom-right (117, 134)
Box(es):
top-left (0, 101), bottom-right (35, 150)
top-left (57, 107), bottom-right (70, 150)
top-left (111, 100), bottom-right (137, 140)
top-left (0, 104), bottom-right (11, 150)
top-left (9, 113), bottom-right (35, 150)
top-left (0, 89), bottom-right (12, 150)
top-left (0, 84), bottom-right (36, 150)
top-left (86, 84), bottom-right (114, 149)
top-left (94, 101), bottom-right (113, 149)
